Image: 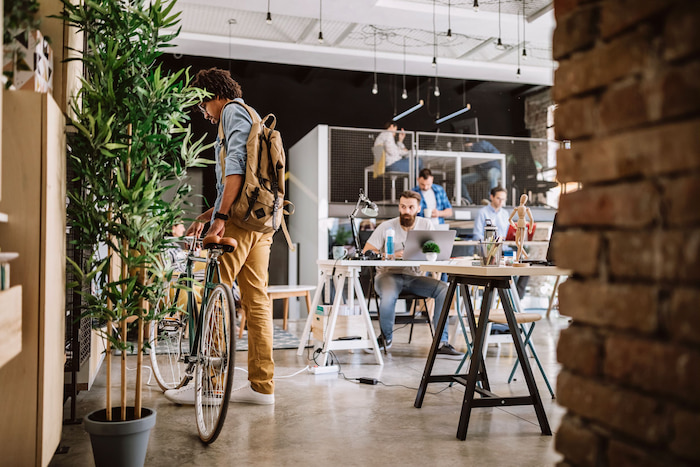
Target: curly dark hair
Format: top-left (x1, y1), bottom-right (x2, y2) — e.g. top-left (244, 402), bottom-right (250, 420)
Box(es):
top-left (192, 68), bottom-right (243, 101)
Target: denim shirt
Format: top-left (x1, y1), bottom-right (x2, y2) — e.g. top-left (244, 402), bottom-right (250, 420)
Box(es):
top-left (212, 98), bottom-right (254, 222)
top-left (473, 204), bottom-right (510, 241)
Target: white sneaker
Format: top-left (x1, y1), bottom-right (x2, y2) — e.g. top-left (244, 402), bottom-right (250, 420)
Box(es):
top-left (164, 384), bottom-right (223, 406)
top-left (164, 384), bottom-right (195, 405)
top-left (229, 383), bottom-right (275, 405)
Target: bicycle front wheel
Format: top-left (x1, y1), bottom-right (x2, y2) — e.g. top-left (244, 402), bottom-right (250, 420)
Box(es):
top-left (149, 301), bottom-right (189, 391)
top-left (194, 283), bottom-right (236, 444)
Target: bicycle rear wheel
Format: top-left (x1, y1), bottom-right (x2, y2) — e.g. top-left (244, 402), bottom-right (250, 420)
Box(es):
top-left (148, 302), bottom-right (189, 391)
top-left (195, 283), bottom-right (236, 444)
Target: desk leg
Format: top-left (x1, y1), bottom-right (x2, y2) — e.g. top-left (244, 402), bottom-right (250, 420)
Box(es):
top-left (318, 272), bottom-right (346, 366)
top-left (296, 273), bottom-right (325, 355)
top-left (415, 278), bottom-right (458, 408)
top-left (456, 285), bottom-right (496, 440)
top-left (353, 275), bottom-right (383, 365)
top-left (498, 283), bottom-right (551, 435)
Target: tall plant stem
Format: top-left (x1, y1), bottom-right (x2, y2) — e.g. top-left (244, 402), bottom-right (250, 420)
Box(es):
top-left (120, 237), bottom-right (128, 421)
top-left (120, 124), bottom-right (132, 421)
top-left (106, 205), bottom-right (114, 421)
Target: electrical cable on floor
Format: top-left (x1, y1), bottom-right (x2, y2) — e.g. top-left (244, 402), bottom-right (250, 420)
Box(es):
top-left (274, 365), bottom-right (310, 379)
top-left (235, 365), bottom-right (312, 379)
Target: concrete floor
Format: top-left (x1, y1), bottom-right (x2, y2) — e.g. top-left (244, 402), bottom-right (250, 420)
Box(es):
top-left (50, 314), bottom-right (569, 467)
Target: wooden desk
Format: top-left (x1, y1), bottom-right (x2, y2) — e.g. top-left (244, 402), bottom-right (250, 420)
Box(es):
top-left (296, 259), bottom-right (452, 366)
top-left (415, 263), bottom-right (570, 440)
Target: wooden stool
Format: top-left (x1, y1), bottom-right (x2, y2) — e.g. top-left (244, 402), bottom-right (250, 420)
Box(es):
top-left (238, 285), bottom-right (316, 338)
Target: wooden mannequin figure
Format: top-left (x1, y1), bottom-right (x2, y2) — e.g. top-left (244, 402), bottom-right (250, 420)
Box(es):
top-left (508, 193), bottom-right (534, 266)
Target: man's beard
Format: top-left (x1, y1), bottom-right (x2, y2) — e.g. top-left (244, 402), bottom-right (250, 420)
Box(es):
top-left (399, 213), bottom-right (415, 228)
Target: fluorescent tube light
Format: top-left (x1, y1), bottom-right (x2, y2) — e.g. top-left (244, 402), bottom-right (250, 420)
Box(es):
top-left (435, 104), bottom-right (471, 124)
top-left (392, 100), bottom-right (424, 122)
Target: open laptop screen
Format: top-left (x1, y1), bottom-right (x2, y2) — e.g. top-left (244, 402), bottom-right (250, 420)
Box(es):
top-left (403, 230), bottom-right (456, 261)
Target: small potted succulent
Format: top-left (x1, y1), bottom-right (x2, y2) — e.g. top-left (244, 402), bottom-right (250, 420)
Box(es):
top-left (422, 240), bottom-right (440, 261)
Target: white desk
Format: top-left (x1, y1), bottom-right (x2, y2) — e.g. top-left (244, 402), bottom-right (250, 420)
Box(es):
top-left (414, 263), bottom-right (570, 440)
top-left (296, 259), bottom-right (452, 366)
top-left (416, 150), bottom-right (506, 203)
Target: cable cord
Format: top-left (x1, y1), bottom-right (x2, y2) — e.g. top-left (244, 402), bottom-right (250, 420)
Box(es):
top-left (235, 365), bottom-right (312, 379)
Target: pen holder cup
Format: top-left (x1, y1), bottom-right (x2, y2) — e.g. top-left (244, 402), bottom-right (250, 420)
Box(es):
top-left (478, 241), bottom-right (503, 266)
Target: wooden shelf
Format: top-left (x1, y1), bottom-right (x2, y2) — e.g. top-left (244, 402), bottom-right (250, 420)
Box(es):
top-left (0, 286), bottom-right (22, 369)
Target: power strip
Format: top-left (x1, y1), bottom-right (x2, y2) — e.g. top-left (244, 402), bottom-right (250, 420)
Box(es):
top-left (308, 365), bottom-right (339, 375)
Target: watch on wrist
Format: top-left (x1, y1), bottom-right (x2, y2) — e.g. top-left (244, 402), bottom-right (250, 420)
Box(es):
top-left (214, 212), bottom-right (229, 221)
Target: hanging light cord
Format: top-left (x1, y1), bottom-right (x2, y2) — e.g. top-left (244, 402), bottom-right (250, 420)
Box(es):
top-left (433, 0), bottom-right (437, 63)
top-left (402, 37), bottom-right (407, 97)
top-left (498, 0), bottom-right (502, 40)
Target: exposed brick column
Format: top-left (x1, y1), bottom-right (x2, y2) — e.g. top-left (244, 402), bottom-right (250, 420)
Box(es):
top-left (552, 0), bottom-right (700, 465)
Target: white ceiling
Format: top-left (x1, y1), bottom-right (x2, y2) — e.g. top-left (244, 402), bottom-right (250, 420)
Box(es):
top-left (172, 0), bottom-right (556, 86)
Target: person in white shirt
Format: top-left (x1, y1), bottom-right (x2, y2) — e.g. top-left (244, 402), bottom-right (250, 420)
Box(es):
top-left (362, 191), bottom-right (463, 356)
top-left (374, 122), bottom-right (410, 171)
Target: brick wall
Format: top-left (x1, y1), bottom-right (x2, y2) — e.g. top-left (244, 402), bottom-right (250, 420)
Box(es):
top-left (552, 0), bottom-right (700, 465)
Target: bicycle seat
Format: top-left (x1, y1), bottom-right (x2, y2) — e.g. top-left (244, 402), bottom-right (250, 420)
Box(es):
top-left (202, 235), bottom-right (238, 253)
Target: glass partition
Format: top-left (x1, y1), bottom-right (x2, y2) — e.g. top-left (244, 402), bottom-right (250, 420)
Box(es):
top-left (328, 126), bottom-right (561, 208)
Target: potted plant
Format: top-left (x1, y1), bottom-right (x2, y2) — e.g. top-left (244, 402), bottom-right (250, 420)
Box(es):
top-left (422, 240), bottom-right (440, 261)
top-left (60, 1), bottom-right (208, 465)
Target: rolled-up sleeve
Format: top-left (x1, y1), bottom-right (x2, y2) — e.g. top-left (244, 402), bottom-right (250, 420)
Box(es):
top-left (221, 102), bottom-right (253, 177)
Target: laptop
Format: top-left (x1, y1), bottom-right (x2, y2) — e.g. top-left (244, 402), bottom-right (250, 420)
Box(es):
top-left (402, 229), bottom-right (456, 261)
top-left (521, 214), bottom-right (558, 266)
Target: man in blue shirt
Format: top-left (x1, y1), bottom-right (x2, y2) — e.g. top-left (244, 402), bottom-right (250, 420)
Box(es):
top-left (166, 68), bottom-right (275, 407)
top-left (461, 139), bottom-right (502, 205)
top-left (412, 168), bottom-right (453, 225)
top-left (473, 186), bottom-right (509, 241)
top-left (474, 186), bottom-right (529, 298)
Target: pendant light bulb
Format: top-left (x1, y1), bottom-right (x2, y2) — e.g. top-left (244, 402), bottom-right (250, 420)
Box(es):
top-left (432, 56), bottom-right (437, 67)
top-left (495, 38), bottom-right (504, 50)
top-left (473, 0), bottom-right (479, 12)
top-left (434, 85), bottom-right (440, 97)
top-left (372, 82), bottom-right (379, 95)
top-left (318, 31), bottom-right (324, 43)
top-left (401, 88), bottom-right (408, 100)
top-left (516, 67), bottom-right (521, 77)
top-left (447, 29), bottom-right (453, 40)
top-left (266, 12), bottom-right (272, 24)
top-left (522, 48), bottom-right (528, 60)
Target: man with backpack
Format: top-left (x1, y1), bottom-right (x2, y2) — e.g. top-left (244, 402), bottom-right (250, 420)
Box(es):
top-left (165, 68), bottom-right (275, 406)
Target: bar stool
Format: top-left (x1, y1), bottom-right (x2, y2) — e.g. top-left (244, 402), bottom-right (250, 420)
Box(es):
top-left (454, 307), bottom-right (554, 398)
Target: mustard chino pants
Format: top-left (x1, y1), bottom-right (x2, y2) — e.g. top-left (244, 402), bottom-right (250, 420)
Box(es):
top-left (218, 221), bottom-right (275, 395)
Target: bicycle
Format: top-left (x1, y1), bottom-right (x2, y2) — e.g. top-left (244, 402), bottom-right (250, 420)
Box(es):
top-left (149, 234), bottom-right (237, 444)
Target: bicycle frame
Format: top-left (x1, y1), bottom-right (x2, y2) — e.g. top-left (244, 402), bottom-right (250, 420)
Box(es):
top-left (170, 242), bottom-right (226, 382)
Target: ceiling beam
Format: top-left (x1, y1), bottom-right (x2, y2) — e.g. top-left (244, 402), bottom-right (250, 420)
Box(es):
top-left (457, 37), bottom-right (496, 59)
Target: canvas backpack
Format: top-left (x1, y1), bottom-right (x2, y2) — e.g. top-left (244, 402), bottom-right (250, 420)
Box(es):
top-left (218, 100), bottom-right (295, 249)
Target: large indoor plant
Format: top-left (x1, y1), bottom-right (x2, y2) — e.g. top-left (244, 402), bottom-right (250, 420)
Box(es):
top-left (61, 1), bottom-right (208, 465)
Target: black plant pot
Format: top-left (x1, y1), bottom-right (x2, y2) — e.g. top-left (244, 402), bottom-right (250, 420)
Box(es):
top-left (84, 407), bottom-right (156, 467)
